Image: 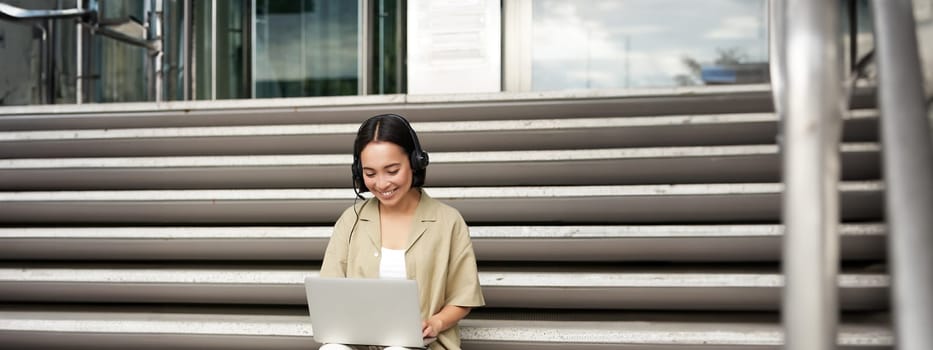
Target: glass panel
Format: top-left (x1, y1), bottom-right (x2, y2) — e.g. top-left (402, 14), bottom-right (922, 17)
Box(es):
top-left (193, 0), bottom-right (213, 99)
top-left (840, 0), bottom-right (874, 77)
top-left (0, 0), bottom-right (46, 105)
top-left (52, 0), bottom-right (78, 104)
top-left (163, 0), bottom-right (187, 101)
top-left (371, 0), bottom-right (405, 94)
top-left (530, 0), bottom-right (769, 91)
top-left (913, 0), bottom-right (933, 122)
top-left (91, 1), bottom-right (148, 103)
top-left (254, 0), bottom-right (359, 98)
top-left (855, 0), bottom-right (875, 62)
top-left (914, 0), bottom-right (933, 137)
top-left (216, 0), bottom-right (248, 99)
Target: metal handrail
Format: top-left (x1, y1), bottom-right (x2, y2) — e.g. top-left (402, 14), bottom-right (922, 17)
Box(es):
top-left (871, 1), bottom-right (933, 350)
top-left (0, 1), bottom-right (164, 102)
top-left (0, 2), bottom-right (155, 50)
top-left (779, 0), bottom-right (844, 349)
top-left (0, 3), bottom-right (92, 21)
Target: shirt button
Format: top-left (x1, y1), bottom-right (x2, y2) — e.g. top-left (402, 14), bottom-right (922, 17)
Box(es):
top-left (374, 252), bottom-right (379, 257)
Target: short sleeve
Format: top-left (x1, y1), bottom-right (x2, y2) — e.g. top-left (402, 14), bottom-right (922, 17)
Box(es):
top-left (319, 206), bottom-right (357, 278)
top-left (444, 215), bottom-right (486, 308)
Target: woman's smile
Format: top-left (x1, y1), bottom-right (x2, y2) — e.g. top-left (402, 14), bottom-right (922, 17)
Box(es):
top-left (379, 188), bottom-right (398, 199)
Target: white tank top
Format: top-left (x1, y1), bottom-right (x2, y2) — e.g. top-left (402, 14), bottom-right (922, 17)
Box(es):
top-left (379, 247), bottom-right (407, 279)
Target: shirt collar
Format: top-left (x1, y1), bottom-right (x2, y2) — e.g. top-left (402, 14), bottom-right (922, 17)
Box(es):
top-left (358, 189), bottom-right (438, 221)
top-left (356, 189), bottom-right (439, 251)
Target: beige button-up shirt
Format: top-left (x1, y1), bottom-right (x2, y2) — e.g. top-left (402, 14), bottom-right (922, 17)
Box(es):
top-left (320, 191), bottom-right (485, 350)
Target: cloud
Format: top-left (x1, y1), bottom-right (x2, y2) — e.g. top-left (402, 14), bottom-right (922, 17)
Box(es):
top-left (704, 16), bottom-right (763, 39)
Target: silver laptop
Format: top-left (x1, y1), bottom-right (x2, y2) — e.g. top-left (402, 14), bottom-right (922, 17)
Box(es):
top-left (305, 277), bottom-right (435, 348)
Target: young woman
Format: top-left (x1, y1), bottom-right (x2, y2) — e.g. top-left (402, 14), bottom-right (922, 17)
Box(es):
top-left (319, 114), bottom-right (485, 350)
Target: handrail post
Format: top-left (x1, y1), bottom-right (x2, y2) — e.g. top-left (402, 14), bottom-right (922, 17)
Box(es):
top-left (871, 1), bottom-right (933, 349)
top-left (781, 0), bottom-right (844, 349)
top-left (76, 0), bottom-right (84, 104)
top-left (151, 0), bottom-right (164, 102)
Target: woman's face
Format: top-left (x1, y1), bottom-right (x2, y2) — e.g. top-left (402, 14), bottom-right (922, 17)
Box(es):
top-left (360, 141), bottom-right (414, 207)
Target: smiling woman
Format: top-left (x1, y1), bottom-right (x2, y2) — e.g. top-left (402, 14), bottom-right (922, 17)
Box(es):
top-left (319, 114), bottom-right (485, 350)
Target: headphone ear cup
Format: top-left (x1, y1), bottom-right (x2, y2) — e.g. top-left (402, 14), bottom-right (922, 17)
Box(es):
top-left (418, 150), bottom-right (429, 170)
top-left (410, 150), bottom-right (428, 171)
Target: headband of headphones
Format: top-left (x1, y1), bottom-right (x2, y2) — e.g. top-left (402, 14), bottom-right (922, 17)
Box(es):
top-left (351, 114), bottom-right (429, 195)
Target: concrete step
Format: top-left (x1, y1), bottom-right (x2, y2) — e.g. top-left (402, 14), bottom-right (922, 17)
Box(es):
top-left (461, 310), bottom-right (891, 350)
top-left (0, 110), bottom-right (880, 158)
top-left (0, 144), bottom-right (881, 190)
top-left (0, 224), bottom-right (886, 261)
top-left (0, 265), bottom-right (888, 310)
top-left (0, 85), bottom-right (788, 131)
top-left (0, 306), bottom-right (892, 349)
top-left (0, 183), bottom-right (883, 224)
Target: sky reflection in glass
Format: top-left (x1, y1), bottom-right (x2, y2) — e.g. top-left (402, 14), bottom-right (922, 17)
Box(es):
top-left (531, 0), bottom-right (769, 90)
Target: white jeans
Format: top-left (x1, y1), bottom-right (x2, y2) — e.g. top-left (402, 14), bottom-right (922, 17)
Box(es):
top-left (319, 343), bottom-right (415, 350)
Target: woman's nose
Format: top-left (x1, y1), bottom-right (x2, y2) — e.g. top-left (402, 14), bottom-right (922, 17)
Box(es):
top-left (376, 174), bottom-right (391, 188)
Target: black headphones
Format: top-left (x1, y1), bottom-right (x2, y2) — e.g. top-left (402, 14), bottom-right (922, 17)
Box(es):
top-left (351, 114), bottom-right (430, 197)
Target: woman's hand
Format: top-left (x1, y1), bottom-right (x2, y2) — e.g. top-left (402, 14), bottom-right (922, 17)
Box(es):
top-left (421, 305), bottom-right (471, 338)
top-left (422, 317), bottom-right (443, 338)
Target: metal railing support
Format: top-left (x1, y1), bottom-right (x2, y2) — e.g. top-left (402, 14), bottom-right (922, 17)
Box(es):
top-left (150, 0), bottom-right (165, 102)
top-left (780, 0), bottom-right (844, 349)
top-left (76, 0), bottom-right (84, 104)
top-left (871, 1), bottom-right (933, 349)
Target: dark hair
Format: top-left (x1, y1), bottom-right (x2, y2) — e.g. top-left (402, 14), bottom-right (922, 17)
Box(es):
top-left (351, 114), bottom-right (429, 194)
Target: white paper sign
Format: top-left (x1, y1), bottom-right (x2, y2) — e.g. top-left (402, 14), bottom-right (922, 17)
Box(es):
top-left (407, 0), bottom-right (501, 94)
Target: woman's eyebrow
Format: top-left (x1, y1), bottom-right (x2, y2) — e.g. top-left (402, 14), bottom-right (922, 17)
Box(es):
top-left (362, 162), bottom-right (402, 171)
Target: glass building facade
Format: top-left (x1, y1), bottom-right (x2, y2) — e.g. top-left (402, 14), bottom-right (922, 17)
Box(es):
top-left (527, 0), bottom-right (769, 90)
top-left (0, 0), bottom-right (927, 106)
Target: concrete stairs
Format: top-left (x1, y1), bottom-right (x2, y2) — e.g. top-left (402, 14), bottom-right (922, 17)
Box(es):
top-left (0, 87), bottom-right (890, 349)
